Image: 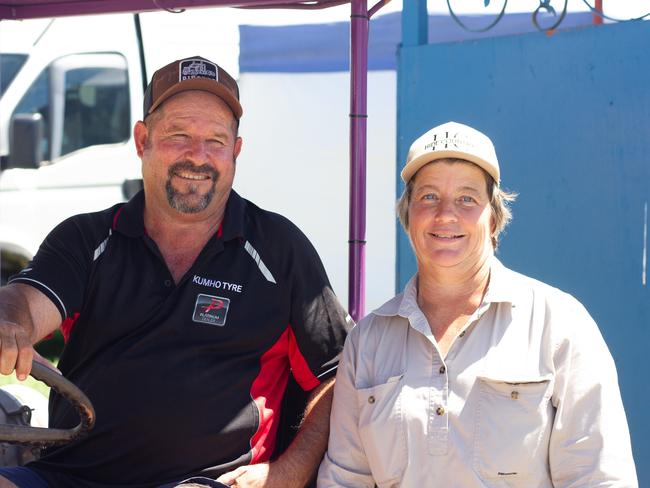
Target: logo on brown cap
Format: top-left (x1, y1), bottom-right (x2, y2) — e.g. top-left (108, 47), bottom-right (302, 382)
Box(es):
top-left (143, 55), bottom-right (243, 120)
top-left (180, 59), bottom-right (218, 82)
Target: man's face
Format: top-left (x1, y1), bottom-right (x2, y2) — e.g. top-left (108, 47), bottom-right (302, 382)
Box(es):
top-left (408, 160), bottom-right (494, 273)
top-left (135, 90), bottom-right (242, 217)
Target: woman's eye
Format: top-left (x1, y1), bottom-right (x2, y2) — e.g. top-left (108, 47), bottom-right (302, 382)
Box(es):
top-left (422, 194), bottom-right (437, 201)
top-left (460, 196), bottom-right (475, 204)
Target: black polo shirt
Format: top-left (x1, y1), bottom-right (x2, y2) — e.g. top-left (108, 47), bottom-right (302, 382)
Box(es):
top-left (9, 190), bottom-right (350, 487)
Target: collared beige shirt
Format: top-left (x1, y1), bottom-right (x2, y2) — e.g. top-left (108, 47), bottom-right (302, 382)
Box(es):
top-left (318, 259), bottom-right (637, 488)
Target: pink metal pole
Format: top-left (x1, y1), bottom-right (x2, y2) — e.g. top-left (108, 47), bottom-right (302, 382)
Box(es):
top-left (349, 0), bottom-right (369, 322)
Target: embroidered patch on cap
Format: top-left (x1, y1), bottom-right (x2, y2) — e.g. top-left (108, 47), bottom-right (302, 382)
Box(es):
top-left (179, 58), bottom-right (219, 82)
top-left (192, 294), bottom-right (230, 326)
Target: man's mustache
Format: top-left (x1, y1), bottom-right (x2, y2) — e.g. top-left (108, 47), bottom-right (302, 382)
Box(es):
top-left (167, 161), bottom-right (219, 181)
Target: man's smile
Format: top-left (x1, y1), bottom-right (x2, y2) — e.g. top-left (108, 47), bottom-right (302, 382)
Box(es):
top-left (168, 160), bottom-right (218, 182)
top-left (174, 170), bottom-right (212, 181)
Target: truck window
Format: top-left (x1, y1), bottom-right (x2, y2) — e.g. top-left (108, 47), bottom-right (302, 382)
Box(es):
top-left (0, 54), bottom-right (28, 95)
top-left (61, 67), bottom-right (130, 156)
top-left (13, 69), bottom-right (50, 161)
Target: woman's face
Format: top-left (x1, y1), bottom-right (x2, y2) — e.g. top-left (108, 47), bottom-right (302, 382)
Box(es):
top-left (408, 160), bottom-right (494, 274)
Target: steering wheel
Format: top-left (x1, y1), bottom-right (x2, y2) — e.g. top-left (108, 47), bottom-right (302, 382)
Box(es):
top-left (0, 361), bottom-right (95, 447)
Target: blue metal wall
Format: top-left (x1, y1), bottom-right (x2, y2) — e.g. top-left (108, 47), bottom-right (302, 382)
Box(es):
top-left (397, 11), bottom-right (649, 485)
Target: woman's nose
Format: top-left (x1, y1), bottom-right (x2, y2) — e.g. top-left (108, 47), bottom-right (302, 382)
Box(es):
top-left (434, 199), bottom-right (457, 222)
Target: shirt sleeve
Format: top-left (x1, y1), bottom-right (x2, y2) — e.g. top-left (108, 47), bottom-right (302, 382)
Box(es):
top-left (317, 324), bottom-right (376, 487)
top-left (8, 215), bottom-right (98, 322)
top-left (286, 224), bottom-right (352, 391)
top-left (548, 296), bottom-right (638, 487)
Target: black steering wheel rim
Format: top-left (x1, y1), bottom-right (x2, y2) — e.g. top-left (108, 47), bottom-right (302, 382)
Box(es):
top-left (0, 361), bottom-right (95, 447)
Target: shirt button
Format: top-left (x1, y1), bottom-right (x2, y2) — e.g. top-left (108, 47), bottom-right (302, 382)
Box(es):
top-left (459, 330), bottom-right (466, 337)
top-left (436, 406), bottom-right (445, 416)
top-left (439, 365), bottom-right (446, 374)
top-left (368, 396), bottom-right (375, 404)
top-left (511, 391), bottom-right (519, 400)
top-left (164, 279), bottom-right (172, 287)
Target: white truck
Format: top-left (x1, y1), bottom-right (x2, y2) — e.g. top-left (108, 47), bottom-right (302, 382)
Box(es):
top-left (0, 14), bottom-right (146, 283)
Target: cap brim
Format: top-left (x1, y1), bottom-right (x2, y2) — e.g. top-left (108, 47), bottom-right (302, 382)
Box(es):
top-left (401, 150), bottom-right (499, 185)
top-left (147, 78), bottom-right (243, 119)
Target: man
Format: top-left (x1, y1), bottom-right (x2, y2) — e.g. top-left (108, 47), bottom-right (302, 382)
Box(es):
top-left (0, 56), bottom-right (350, 488)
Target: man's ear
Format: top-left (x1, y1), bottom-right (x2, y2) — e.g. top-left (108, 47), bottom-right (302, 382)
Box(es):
top-left (134, 121), bottom-right (148, 157)
top-left (234, 136), bottom-right (243, 160)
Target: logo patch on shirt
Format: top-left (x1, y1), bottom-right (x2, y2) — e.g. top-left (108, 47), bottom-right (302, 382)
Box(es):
top-left (192, 294), bottom-right (230, 326)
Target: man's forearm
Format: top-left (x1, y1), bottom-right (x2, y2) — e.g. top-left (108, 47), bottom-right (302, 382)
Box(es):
top-left (272, 377), bottom-right (334, 487)
top-left (0, 284), bottom-right (60, 342)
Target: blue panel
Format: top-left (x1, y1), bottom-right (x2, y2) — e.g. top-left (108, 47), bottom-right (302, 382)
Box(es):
top-left (239, 11), bottom-right (592, 72)
top-left (397, 20), bottom-right (650, 485)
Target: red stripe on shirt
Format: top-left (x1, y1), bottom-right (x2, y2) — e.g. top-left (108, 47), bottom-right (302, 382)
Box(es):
top-left (249, 328), bottom-right (291, 463)
top-left (112, 206), bottom-right (124, 231)
top-left (249, 325), bottom-right (322, 463)
top-left (60, 312), bottom-right (81, 343)
top-left (287, 324), bottom-right (320, 391)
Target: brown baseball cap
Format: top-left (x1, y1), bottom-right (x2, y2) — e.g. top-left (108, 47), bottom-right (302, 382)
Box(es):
top-left (143, 56), bottom-right (243, 120)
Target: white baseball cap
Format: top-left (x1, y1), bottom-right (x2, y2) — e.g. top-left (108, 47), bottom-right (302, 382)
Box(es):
top-left (401, 121), bottom-right (500, 185)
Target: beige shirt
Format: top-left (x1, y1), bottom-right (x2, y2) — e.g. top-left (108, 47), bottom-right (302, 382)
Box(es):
top-left (318, 259), bottom-right (637, 488)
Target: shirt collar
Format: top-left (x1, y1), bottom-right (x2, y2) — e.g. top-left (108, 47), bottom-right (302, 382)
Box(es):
top-left (219, 190), bottom-right (246, 241)
top-left (372, 274), bottom-right (418, 318)
top-left (112, 189), bottom-right (246, 242)
top-left (372, 275), bottom-right (431, 337)
top-left (482, 256), bottom-right (525, 306)
top-left (372, 256), bottom-right (523, 320)
top-left (112, 190), bottom-right (145, 237)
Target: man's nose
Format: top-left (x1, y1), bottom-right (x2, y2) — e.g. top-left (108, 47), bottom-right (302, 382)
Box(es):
top-left (184, 139), bottom-right (210, 161)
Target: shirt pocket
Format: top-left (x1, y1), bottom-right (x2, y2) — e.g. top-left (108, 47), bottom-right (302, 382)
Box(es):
top-left (356, 374), bottom-right (406, 487)
top-left (473, 375), bottom-right (554, 486)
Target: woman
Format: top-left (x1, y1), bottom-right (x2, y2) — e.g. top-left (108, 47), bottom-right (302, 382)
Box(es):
top-left (317, 122), bottom-right (638, 487)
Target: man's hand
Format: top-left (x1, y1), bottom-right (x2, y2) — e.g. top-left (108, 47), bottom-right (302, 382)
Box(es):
top-left (217, 463), bottom-right (273, 488)
top-left (0, 283), bottom-right (62, 380)
top-left (0, 319), bottom-right (33, 380)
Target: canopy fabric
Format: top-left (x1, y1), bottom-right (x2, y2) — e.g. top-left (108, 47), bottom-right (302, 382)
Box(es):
top-left (0, 0), bottom-right (349, 20)
top-left (239, 11), bottom-right (594, 72)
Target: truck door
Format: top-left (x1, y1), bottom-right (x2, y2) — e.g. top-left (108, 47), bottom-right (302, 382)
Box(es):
top-left (1, 52), bottom-right (141, 283)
